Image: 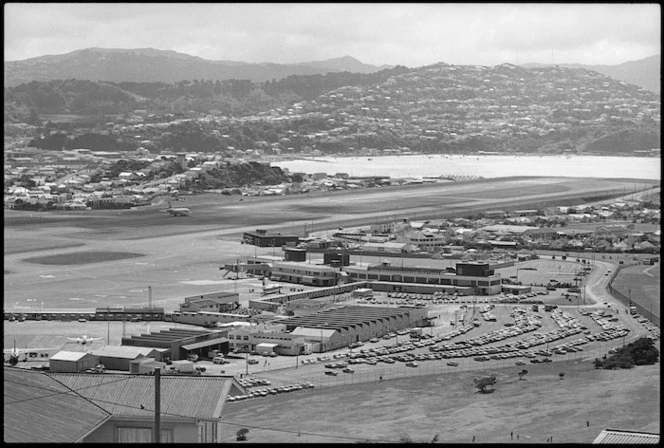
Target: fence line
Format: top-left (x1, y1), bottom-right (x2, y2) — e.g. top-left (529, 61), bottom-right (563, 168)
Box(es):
top-left (606, 265), bottom-right (660, 327)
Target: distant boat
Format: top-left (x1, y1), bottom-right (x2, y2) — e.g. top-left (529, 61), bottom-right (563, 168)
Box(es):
top-left (367, 158), bottom-right (373, 161)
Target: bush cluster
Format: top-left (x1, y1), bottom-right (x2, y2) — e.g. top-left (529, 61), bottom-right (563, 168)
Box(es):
top-left (594, 337), bottom-right (659, 370)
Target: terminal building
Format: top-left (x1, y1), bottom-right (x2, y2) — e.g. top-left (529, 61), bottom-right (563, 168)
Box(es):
top-left (270, 260), bottom-right (343, 287)
top-left (341, 261), bottom-right (502, 295)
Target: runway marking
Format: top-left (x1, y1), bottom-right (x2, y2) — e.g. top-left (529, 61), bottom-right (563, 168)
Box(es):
top-left (643, 266), bottom-right (657, 277)
top-left (39, 275), bottom-right (56, 278)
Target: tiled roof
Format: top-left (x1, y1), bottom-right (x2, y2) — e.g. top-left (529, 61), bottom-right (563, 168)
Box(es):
top-left (47, 373), bottom-right (239, 421)
top-left (4, 367), bottom-right (111, 443)
top-left (593, 429), bottom-right (660, 444)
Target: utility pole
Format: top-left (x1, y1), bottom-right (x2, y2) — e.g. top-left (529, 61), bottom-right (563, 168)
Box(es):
top-left (154, 368), bottom-right (161, 443)
top-left (107, 306), bottom-right (110, 344)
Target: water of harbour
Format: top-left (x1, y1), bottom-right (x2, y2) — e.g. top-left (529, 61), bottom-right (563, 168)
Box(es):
top-left (273, 154), bottom-right (661, 180)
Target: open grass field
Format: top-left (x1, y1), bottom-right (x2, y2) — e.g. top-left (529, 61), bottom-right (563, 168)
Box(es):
top-left (215, 359), bottom-right (660, 444)
top-left (496, 258), bottom-right (587, 288)
top-left (22, 251), bottom-right (145, 265)
top-left (612, 263), bottom-right (661, 318)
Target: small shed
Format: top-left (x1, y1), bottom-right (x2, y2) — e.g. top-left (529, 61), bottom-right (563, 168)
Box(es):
top-left (256, 343), bottom-right (279, 354)
top-left (49, 351), bottom-right (99, 373)
top-left (91, 346), bottom-right (163, 371)
top-left (129, 358), bottom-right (166, 375)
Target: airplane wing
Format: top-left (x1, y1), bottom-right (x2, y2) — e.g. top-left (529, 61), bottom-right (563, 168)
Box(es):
top-left (66, 337), bottom-right (81, 342)
top-left (89, 337), bottom-right (103, 341)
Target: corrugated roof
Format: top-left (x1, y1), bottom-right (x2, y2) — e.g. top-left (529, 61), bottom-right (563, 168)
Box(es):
top-left (181, 337), bottom-right (228, 350)
top-left (4, 367), bottom-right (111, 443)
top-left (50, 350), bottom-right (97, 362)
top-left (92, 346), bottom-right (157, 359)
top-left (593, 429), bottom-right (660, 444)
top-left (46, 373), bottom-right (239, 421)
top-left (290, 327), bottom-right (337, 338)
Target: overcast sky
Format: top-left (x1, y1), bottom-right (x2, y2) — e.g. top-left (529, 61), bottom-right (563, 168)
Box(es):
top-left (4, 3), bottom-right (661, 67)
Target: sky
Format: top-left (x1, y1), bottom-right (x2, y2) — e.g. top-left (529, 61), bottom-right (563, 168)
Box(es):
top-left (4, 3), bottom-right (661, 67)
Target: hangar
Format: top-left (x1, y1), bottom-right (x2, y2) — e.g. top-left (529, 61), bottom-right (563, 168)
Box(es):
top-left (121, 328), bottom-right (228, 361)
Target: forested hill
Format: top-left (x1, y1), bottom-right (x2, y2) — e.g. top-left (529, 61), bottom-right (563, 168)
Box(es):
top-left (4, 61), bottom-right (660, 156)
top-left (4, 66), bottom-right (409, 117)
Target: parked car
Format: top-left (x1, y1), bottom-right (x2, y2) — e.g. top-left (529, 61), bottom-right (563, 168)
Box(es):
top-left (405, 361), bottom-right (418, 367)
top-left (447, 362), bottom-right (459, 367)
top-left (342, 367), bottom-right (355, 374)
top-left (247, 359), bottom-right (259, 365)
top-left (325, 370), bottom-right (338, 376)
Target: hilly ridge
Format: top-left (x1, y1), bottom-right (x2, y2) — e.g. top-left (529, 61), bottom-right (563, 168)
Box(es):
top-left (4, 48), bottom-right (393, 86)
top-left (524, 55), bottom-right (660, 94)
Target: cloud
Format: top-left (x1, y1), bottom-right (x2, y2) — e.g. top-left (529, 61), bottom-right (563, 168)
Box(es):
top-left (4, 3), bottom-right (661, 66)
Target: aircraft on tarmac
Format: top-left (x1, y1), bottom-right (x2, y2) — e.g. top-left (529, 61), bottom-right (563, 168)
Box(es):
top-left (66, 335), bottom-right (103, 345)
top-left (4, 340), bottom-right (58, 365)
top-left (161, 201), bottom-right (190, 216)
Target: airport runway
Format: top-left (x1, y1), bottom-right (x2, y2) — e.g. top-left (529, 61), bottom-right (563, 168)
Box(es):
top-left (4, 176), bottom-right (657, 312)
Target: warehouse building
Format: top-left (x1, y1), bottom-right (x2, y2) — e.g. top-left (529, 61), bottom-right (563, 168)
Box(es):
top-left (279, 306), bottom-right (428, 352)
top-left (229, 306), bottom-right (427, 354)
top-left (179, 291), bottom-right (239, 313)
top-left (49, 351), bottom-right (99, 373)
top-left (121, 328), bottom-right (228, 361)
top-left (90, 346), bottom-right (166, 371)
top-left (284, 247), bottom-right (307, 262)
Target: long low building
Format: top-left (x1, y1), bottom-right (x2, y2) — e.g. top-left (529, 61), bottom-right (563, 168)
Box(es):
top-left (121, 328), bottom-right (228, 361)
top-left (271, 260), bottom-right (341, 286)
top-left (342, 261), bottom-right (502, 295)
top-left (229, 306), bottom-right (428, 354)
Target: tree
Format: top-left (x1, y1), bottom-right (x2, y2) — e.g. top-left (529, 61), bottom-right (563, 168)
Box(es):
top-left (236, 428), bottom-right (249, 441)
top-left (474, 376), bottom-right (497, 393)
top-left (518, 369), bottom-right (528, 380)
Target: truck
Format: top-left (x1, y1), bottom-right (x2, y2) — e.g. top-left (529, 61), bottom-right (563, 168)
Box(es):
top-left (629, 306), bottom-right (638, 315)
top-left (544, 304), bottom-right (553, 312)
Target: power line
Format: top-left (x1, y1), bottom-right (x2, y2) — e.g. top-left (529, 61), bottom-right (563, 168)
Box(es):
top-left (4, 374), bottom-right (134, 405)
top-left (5, 373), bottom-right (397, 442)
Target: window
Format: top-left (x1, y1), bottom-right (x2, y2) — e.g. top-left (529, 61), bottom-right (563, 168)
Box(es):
top-left (117, 427), bottom-right (173, 443)
top-left (243, 336), bottom-right (249, 340)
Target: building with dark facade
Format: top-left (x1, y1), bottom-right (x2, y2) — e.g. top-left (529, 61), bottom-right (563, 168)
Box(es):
top-left (242, 229), bottom-right (300, 247)
top-left (323, 251), bottom-right (350, 267)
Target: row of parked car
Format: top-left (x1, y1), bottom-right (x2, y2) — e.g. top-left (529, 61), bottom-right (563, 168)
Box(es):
top-left (237, 377), bottom-right (272, 388)
top-left (631, 313), bottom-right (661, 339)
top-left (228, 382), bottom-right (315, 402)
